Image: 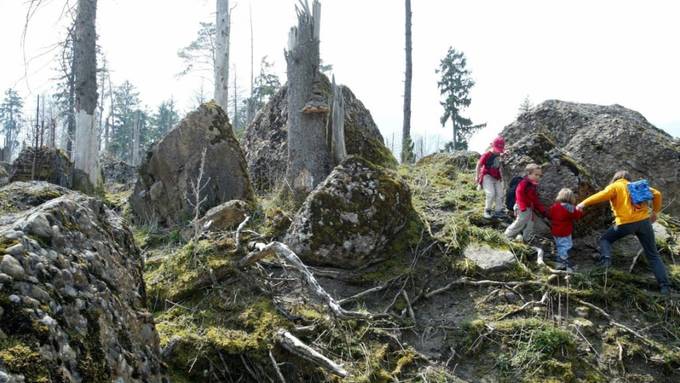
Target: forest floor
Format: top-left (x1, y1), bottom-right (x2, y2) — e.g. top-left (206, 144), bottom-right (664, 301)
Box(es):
top-left (116, 154), bottom-right (680, 382)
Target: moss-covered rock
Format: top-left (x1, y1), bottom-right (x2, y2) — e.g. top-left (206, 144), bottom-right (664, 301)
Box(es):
top-left (284, 156), bottom-right (416, 269)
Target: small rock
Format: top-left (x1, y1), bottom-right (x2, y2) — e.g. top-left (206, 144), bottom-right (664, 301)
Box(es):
top-left (1, 254), bottom-right (25, 279)
top-left (463, 244), bottom-right (516, 272)
top-left (0, 370), bottom-right (10, 383)
top-left (0, 273), bottom-right (12, 283)
top-left (8, 294), bottom-right (20, 304)
top-left (4, 243), bottom-right (24, 256)
top-left (2, 230), bottom-right (22, 240)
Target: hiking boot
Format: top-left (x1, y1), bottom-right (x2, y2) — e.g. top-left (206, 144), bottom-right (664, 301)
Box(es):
top-left (483, 210), bottom-right (493, 219)
top-left (513, 234), bottom-right (524, 243)
top-left (493, 210), bottom-right (506, 219)
top-left (660, 286), bottom-right (671, 296)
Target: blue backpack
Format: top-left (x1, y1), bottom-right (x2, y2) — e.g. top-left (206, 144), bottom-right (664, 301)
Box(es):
top-left (627, 179), bottom-right (653, 205)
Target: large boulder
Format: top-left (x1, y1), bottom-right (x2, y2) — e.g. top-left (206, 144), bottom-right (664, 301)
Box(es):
top-left (501, 133), bottom-right (609, 234)
top-left (284, 156), bottom-right (414, 269)
top-left (0, 166), bottom-right (7, 187)
top-left (130, 102), bottom-right (255, 226)
top-left (9, 147), bottom-right (73, 188)
top-left (243, 75), bottom-right (398, 193)
top-left (0, 182), bottom-right (163, 382)
top-left (502, 100), bottom-right (680, 216)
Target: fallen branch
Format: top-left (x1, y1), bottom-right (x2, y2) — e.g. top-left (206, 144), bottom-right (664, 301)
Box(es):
top-left (277, 329), bottom-right (348, 377)
top-left (240, 241), bottom-right (371, 319)
top-left (498, 291), bottom-right (549, 320)
top-left (573, 298), bottom-right (655, 347)
top-left (234, 215), bottom-right (251, 251)
top-left (269, 350), bottom-right (287, 383)
top-left (423, 276), bottom-right (552, 300)
top-left (402, 290), bottom-right (416, 324)
top-left (629, 249), bottom-right (644, 273)
top-left (338, 284), bottom-right (390, 305)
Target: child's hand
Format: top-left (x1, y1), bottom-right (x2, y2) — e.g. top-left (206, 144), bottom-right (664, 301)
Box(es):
top-left (576, 203), bottom-right (585, 211)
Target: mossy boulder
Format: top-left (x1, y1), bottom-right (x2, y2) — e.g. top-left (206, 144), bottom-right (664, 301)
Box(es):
top-left (9, 147), bottom-right (73, 188)
top-left (130, 102), bottom-right (255, 226)
top-left (0, 181), bottom-right (163, 382)
top-left (243, 74), bottom-right (397, 193)
top-left (284, 156), bottom-right (415, 269)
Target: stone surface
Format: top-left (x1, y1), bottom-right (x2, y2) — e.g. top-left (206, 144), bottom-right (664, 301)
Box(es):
top-left (0, 166), bottom-right (7, 187)
top-left (463, 243), bottom-right (516, 272)
top-left (0, 181), bottom-right (163, 382)
top-left (9, 147), bottom-right (73, 188)
top-left (243, 75), bottom-right (397, 193)
top-left (284, 156), bottom-right (414, 269)
top-left (100, 153), bottom-right (137, 188)
top-left (500, 132), bottom-right (609, 234)
top-left (503, 100), bottom-right (680, 217)
top-left (130, 102), bottom-right (254, 226)
top-left (198, 199), bottom-right (249, 232)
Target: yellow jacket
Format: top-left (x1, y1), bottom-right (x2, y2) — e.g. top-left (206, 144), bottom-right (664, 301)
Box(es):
top-left (580, 179), bottom-right (662, 226)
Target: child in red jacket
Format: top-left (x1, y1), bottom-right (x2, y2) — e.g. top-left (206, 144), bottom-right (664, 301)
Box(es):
top-left (549, 188), bottom-right (584, 271)
top-left (504, 163), bottom-right (548, 242)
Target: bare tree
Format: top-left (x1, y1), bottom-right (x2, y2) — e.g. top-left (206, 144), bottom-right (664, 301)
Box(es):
top-left (285, 0), bottom-right (331, 199)
top-left (215, 0), bottom-right (231, 112)
top-left (401, 0), bottom-right (414, 164)
top-left (328, 75), bottom-right (346, 164)
top-left (73, 0), bottom-right (99, 186)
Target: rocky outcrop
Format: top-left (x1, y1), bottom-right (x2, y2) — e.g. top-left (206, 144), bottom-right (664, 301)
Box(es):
top-left (9, 147), bottom-right (73, 188)
top-left (500, 133), bottom-right (609, 233)
top-left (284, 156), bottom-right (414, 269)
top-left (503, 100), bottom-right (680, 216)
top-left (243, 76), bottom-right (397, 193)
top-left (100, 153), bottom-right (137, 188)
top-left (130, 102), bottom-right (255, 226)
top-left (0, 181), bottom-right (163, 382)
top-left (0, 166), bottom-right (7, 187)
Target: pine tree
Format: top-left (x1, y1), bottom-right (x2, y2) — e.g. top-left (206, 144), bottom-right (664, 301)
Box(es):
top-left (436, 47), bottom-right (485, 151)
top-left (149, 99), bottom-right (180, 143)
top-left (109, 81), bottom-right (141, 161)
top-left (519, 95), bottom-right (533, 115)
top-left (0, 89), bottom-right (24, 161)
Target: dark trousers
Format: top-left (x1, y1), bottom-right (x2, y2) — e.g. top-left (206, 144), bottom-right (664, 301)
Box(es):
top-left (600, 219), bottom-right (669, 288)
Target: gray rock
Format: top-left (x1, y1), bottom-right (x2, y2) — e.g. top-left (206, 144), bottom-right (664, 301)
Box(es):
top-left (4, 243), bottom-right (23, 256)
top-left (0, 181), bottom-right (164, 382)
top-left (9, 147), bottom-right (73, 189)
top-left (1, 254), bottom-right (25, 279)
top-left (243, 75), bottom-right (397, 193)
top-left (130, 102), bottom-right (254, 226)
top-left (198, 199), bottom-right (250, 232)
top-left (463, 243), bottom-right (516, 272)
top-left (284, 156), bottom-right (415, 269)
top-left (503, 100), bottom-right (680, 217)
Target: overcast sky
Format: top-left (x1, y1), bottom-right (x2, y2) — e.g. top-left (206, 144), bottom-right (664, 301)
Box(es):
top-left (1, 0), bottom-right (679, 154)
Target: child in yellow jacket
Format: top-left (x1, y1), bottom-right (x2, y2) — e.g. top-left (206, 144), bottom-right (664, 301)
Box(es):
top-left (577, 170), bottom-right (669, 294)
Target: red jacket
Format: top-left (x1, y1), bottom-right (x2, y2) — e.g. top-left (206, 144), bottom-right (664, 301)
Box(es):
top-left (549, 202), bottom-right (584, 237)
top-left (477, 151), bottom-right (502, 182)
top-left (515, 178), bottom-right (547, 215)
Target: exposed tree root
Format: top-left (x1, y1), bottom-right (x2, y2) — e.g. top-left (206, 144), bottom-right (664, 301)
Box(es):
top-left (277, 329), bottom-right (348, 377)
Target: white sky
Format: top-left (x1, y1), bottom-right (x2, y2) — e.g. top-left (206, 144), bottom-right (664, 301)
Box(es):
top-left (1, 0), bottom-right (679, 154)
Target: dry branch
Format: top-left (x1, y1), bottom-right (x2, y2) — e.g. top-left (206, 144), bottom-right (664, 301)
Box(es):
top-left (239, 241), bottom-right (372, 320)
top-left (277, 329), bottom-right (348, 377)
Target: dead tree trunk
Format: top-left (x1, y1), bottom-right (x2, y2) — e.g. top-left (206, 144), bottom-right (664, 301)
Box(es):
top-left (329, 76), bottom-right (346, 164)
top-left (215, 0), bottom-right (230, 112)
top-left (73, 0), bottom-right (99, 186)
top-left (401, 0), bottom-right (413, 164)
top-left (132, 110), bottom-right (141, 166)
top-left (285, 0), bottom-right (331, 198)
top-left (246, 3), bottom-right (255, 125)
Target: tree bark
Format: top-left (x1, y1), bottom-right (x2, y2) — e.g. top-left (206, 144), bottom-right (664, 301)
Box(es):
top-left (329, 76), bottom-right (346, 164)
top-left (285, 0), bottom-right (331, 198)
top-left (451, 116), bottom-right (457, 150)
top-left (66, 31), bottom-right (76, 158)
top-left (246, 3), bottom-right (255, 125)
top-left (74, 0), bottom-right (99, 186)
top-left (401, 0), bottom-right (413, 163)
top-left (132, 110), bottom-right (140, 166)
top-left (215, 0), bottom-right (230, 113)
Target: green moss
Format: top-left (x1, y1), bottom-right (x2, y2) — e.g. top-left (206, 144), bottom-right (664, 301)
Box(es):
top-left (0, 340), bottom-right (50, 383)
